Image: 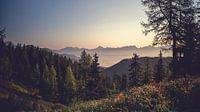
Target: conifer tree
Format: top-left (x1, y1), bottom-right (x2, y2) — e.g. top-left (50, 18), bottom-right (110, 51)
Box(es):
top-left (128, 53), bottom-right (142, 87)
top-left (142, 0), bottom-right (200, 77)
top-left (143, 58), bottom-right (154, 85)
top-left (0, 57), bottom-right (12, 80)
top-left (85, 53), bottom-right (101, 99)
top-left (66, 65), bottom-right (77, 91)
top-left (90, 53), bottom-right (100, 79)
top-left (155, 51), bottom-right (165, 83)
top-left (62, 65), bottom-right (77, 103)
top-left (31, 63), bottom-right (40, 88)
top-left (0, 28), bottom-right (12, 80)
top-left (41, 64), bottom-right (58, 100)
top-left (79, 50), bottom-right (92, 80)
top-left (78, 50), bottom-right (92, 99)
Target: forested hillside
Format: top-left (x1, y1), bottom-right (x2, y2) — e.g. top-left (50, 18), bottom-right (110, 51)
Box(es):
top-left (103, 57), bottom-right (171, 76)
top-left (0, 0), bottom-right (200, 111)
top-left (0, 30), bottom-right (112, 106)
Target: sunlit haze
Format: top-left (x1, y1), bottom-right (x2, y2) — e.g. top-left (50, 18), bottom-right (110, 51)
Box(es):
top-left (0, 0), bottom-right (154, 49)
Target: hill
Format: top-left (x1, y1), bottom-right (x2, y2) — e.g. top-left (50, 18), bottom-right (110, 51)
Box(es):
top-left (103, 57), bottom-right (171, 76)
top-left (41, 48), bottom-right (79, 61)
top-left (0, 80), bottom-right (68, 112)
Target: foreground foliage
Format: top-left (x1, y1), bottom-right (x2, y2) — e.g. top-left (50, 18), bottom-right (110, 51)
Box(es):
top-left (67, 77), bottom-right (200, 112)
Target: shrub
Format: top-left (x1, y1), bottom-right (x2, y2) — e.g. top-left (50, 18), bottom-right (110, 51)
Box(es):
top-left (126, 85), bottom-right (169, 112)
top-left (73, 85), bottom-right (170, 112)
top-left (165, 77), bottom-right (200, 111)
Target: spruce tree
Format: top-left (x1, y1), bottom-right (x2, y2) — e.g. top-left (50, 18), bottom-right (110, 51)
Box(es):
top-left (128, 53), bottom-right (142, 87)
top-left (78, 50), bottom-right (92, 99)
top-left (31, 63), bottom-right (40, 88)
top-left (66, 65), bottom-right (77, 91)
top-left (49, 65), bottom-right (58, 100)
top-left (41, 64), bottom-right (58, 100)
top-left (85, 53), bottom-right (101, 99)
top-left (90, 53), bottom-right (100, 79)
top-left (155, 51), bottom-right (165, 83)
top-left (0, 57), bottom-right (12, 80)
top-left (63, 65), bottom-right (77, 103)
top-left (143, 58), bottom-right (154, 85)
top-left (79, 50), bottom-right (92, 80)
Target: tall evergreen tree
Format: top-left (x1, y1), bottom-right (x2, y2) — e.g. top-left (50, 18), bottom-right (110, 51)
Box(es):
top-left (155, 51), bottom-right (165, 83)
top-left (79, 50), bottom-right (92, 80)
top-left (66, 65), bottom-right (77, 92)
top-left (90, 53), bottom-right (100, 79)
top-left (49, 65), bottom-right (58, 100)
top-left (78, 50), bottom-right (92, 99)
top-left (0, 28), bottom-right (12, 80)
top-left (0, 57), bottom-right (12, 80)
top-left (143, 58), bottom-right (154, 85)
top-left (31, 63), bottom-right (40, 88)
top-left (128, 53), bottom-right (142, 87)
top-left (62, 65), bottom-right (77, 104)
top-left (85, 53), bottom-right (101, 99)
top-left (41, 64), bottom-right (58, 100)
top-left (141, 0), bottom-right (200, 77)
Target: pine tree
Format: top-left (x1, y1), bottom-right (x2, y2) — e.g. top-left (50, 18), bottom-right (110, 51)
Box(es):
top-left (90, 53), bottom-right (100, 79)
top-left (0, 57), bottom-right (12, 80)
top-left (31, 63), bottom-right (40, 88)
top-left (143, 58), bottom-right (154, 85)
top-left (49, 65), bottom-right (58, 100)
top-left (66, 65), bottom-right (77, 91)
top-left (62, 65), bottom-right (77, 104)
top-left (78, 50), bottom-right (92, 100)
top-left (128, 53), bottom-right (142, 87)
top-left (79, 50), bottom-right (92, 80)
top-left (155, 51), bottom-right (165, 83)
top-left (85, 53), bottom-right (101, 99)
top-left (0, 28), bottom-right (12, 80)
top-left (41, 64), bottom-right (58, 100)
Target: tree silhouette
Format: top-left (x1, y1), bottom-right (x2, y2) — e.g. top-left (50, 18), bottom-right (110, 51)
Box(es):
top-left (143, 58), bottom-right (154, 84)
top-left (142, 0), bottom-right (200, 77)
top-left (154, 51), bottom-right (165, 83)
top-left (128, 53), bottom-right (142, 87)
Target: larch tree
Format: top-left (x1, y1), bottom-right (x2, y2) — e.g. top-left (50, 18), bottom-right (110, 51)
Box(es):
top-left (141, 0), bottom-right (200, 77)
top-left (64, 65), bottom-right (77, 103)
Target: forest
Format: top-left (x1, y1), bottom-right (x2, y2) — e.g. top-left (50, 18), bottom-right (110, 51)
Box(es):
top-left (0, 0), bottom-right (200, 111)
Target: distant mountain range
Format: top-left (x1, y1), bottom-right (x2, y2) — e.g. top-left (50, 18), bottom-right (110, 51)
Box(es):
top-left (102, 57), bottom-right (172, 76)
top-left (53, 45), bottom-right (171, 67)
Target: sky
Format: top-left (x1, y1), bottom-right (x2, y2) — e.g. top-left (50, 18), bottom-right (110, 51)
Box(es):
top-left (0, 0), bottom-right (154, 49)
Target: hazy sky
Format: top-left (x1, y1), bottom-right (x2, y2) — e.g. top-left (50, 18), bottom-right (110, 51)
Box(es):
top-left (0, 0), bottom-right (154, 49)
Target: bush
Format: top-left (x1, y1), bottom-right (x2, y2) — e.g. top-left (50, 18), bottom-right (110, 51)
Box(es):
top-left (164, 77), bottom-right (200, 111)
top-left (126, 85), bottom-right (169, 112)
top-left (71, 85), bottom-right (169, 112)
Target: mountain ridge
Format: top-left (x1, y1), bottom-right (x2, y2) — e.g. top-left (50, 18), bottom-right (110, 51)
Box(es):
top-left (55, 45), bottom-right (171, 67)
top-left (102, 57), bottom-right (172, 76)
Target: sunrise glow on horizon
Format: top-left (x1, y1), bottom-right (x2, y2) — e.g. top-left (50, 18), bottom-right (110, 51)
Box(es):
top-left (0, 0), bottom-right (155, 49)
